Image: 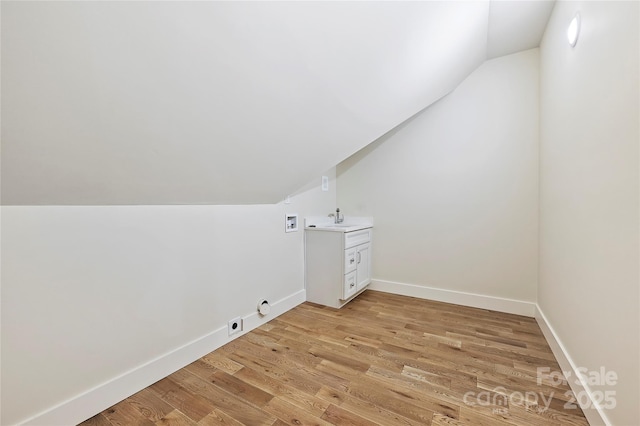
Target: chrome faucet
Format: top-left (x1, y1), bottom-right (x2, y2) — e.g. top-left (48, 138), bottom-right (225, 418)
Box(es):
top-left (329, 208), bottom-right (344, 224)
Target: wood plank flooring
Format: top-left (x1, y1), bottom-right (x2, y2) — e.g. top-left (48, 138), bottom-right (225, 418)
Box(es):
top-left (80, 290), bottom-right (588, 425)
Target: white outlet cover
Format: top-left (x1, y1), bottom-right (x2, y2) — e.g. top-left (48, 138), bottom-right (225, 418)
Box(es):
top-left (228, 317), bottom-right (242, 336)
top-left (322, 176), bottom-right (329, 191)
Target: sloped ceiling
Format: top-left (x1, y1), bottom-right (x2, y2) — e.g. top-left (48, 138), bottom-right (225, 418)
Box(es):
top-left (487, 0), bottom-right (556, 59)
top-left (0, 1), bottom-right (554, 205)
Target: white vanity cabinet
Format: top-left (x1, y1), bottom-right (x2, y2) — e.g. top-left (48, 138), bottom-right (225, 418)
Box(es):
top-left (305, 227), bottom-right (372, 308)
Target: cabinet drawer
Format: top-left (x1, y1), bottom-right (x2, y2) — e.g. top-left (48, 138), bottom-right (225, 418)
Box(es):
top-left (344, 228), bottom-right (372, 249)
top-left (343, 271), bottom-right (357, 300)
top-left (344, 247), bottom-right (357, 274)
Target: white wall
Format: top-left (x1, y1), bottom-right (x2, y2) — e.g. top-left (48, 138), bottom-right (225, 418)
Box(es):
top-left (538, 2), bottom-right (639, 425)
top-left (1, 1), bottom-right (489, 206)
top-left (337, 49), bottom-right (539, 312)
top-left (0, 170), bottom-right (336, 425)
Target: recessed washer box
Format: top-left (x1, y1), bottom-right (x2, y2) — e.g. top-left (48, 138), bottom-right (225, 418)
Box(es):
top-left (285, 214), bottom-right (298, 232)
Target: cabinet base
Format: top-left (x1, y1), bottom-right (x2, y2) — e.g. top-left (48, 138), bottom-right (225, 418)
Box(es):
top-left (314, 284), bottom-right (369, 309)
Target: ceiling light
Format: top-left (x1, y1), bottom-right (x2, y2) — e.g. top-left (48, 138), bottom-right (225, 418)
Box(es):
top-left (567, 13), bottom-right (581, 47)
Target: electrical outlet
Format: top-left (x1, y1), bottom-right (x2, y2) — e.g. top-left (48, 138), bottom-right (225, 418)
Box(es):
top-left (228, 317), bottom-right (242, 336)
top-left (322, 176), bottom-right (329, 191)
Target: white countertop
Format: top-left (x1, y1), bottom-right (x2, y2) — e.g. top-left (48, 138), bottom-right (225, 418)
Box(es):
top-left (304, 216), bottom-right (373, 233)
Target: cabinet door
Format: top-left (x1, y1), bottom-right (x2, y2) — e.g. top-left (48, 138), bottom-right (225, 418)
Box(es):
top-left (356, 242), bottom-right (371, 291)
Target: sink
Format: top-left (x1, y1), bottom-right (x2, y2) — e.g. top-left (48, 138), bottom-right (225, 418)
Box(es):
top-left (304, 216), bottom-right (373, 233)
top-left (306, 223), bottom-right (372, 232)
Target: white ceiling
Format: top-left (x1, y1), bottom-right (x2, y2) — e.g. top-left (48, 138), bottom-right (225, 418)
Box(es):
top-left (487, 0), bottom-right (556, 59)
top-left (1, 1), bottom-right (554, 205)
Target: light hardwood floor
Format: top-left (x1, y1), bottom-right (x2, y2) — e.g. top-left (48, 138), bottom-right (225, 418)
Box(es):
top-left (80, 290), bottom-right (588, 425)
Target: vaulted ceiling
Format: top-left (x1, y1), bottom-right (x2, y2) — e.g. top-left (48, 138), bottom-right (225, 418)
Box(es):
top-left (1, 1), bottom-right (554, 205)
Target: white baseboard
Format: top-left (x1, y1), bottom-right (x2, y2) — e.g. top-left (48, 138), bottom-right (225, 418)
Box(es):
top-left (20, 289), bottom-right (306, 426)
top-left (369, 279), bottom-right (536, 317)
top-left (534, 306), bottom-right (609, 426)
